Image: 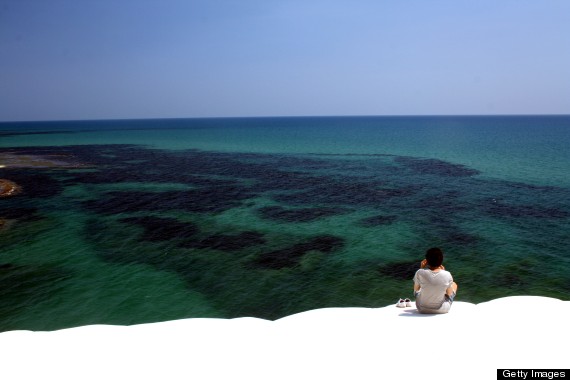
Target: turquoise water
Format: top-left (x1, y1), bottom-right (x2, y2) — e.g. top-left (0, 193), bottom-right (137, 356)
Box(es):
top-left (4, 116), bottom-right (570, 186)
top-left (1, 116), bottom-right (569, 331)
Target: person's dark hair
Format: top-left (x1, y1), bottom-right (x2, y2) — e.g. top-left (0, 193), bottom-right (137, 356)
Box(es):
top-left (425, 247), bottom-right (444, 268)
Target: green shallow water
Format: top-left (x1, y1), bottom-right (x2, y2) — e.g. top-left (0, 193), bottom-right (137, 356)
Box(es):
top-left (0, 116), bottom-right (569, 331)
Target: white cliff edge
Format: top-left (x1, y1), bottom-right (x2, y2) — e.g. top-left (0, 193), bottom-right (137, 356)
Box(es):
top-left (0, 296), bottom-right (568, 380)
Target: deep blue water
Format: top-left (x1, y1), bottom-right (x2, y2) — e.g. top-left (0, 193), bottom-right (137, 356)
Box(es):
top-left (0, 115), bottom-right (569, 331)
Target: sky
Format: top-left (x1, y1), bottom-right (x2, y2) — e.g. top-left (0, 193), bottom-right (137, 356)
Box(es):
top-left (1, 0), bottom-right (569, 121)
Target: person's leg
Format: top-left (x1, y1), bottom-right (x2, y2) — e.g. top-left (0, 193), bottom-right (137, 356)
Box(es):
top-left (439, 284), bottom-right (458, 313)
top-left (444, 282), bottom-right (458, 304)
top-left (414, 291), bottom-right (425, 313)
top-left (446, 282), bottom-right (457, 298)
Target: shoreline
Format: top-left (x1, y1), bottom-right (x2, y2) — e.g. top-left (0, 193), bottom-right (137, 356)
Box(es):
top-left (0, 151), bottom-right (85, 169)
top-left (0, 150), bottom-right (87, 200)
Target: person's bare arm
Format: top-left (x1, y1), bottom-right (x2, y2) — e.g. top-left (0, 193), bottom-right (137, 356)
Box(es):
top-left (446, 282), bottom-right (458, 296)
top-left (414, 260), bottom-right (426, 293)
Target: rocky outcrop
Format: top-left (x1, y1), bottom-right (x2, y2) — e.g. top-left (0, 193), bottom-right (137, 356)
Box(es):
top-left (0, 179), bottom-right (21, 197)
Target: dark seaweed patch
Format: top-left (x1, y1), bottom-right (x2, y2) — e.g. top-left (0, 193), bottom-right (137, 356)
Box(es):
top-left (491, 260), bottom-right (535, 289)
top-left (378, 261), bottom-right (419, 280)
top-left (252, 235), bottom-right (344, 269)
top-left (444, 231), bottom-right (480, 245)
top-left (0, 264), bottom-right (71, 332)
top-left (247, 170), bottom-right (330, 193)
top-left (273, 182), bottom-right (416, 207)
top-left (505, 181), bottom-right (562, 193)
top-left (180, 231), bottom-right (266, 251)
top-left (359, 214), bottom-right (398, 227)
top-left (0, 171), bottom-right (64, 198)
top-left (67, 168), bottom-right (238, 188)
top-left (121, 216), bottom-right (199, 242)
top-left (84, 186), bottom-right (256, 215)
top-left (258, 205), bottom-right (349, 222)
top-left (244, 154), bottom-right (339, 171)
top-left (0, 207), bottom-right (42, 221)
top-left (486, 201), bottom-right (570, 219)
top-left (395, 156), bottom-right (480, 177)
top-left (414, 191), bottom-right (470, 214)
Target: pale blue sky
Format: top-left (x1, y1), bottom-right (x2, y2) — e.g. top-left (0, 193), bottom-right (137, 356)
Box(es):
top-left (1, 0), bottom-right (569, 121)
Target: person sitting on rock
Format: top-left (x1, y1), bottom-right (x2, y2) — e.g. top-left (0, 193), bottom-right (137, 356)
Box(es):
top-left (413, 247), bottom-right (458, 314)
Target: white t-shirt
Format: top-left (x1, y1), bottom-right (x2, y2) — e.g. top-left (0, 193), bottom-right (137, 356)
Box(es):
top-left (413, 268), bottom-right (454, 311)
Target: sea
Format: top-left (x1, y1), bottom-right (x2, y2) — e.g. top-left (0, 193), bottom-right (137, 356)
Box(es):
top-left (0, 115), bottom-right (569, 331)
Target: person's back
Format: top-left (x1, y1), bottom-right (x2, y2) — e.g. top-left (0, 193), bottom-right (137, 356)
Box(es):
top-left (413, 247), bottom-right (458, 314)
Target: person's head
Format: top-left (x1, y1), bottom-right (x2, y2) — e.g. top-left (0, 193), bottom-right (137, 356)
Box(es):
top-left (425, 247), bottom-right (444, 268)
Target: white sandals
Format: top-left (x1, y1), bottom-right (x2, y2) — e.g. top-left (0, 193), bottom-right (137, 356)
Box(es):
top-left (396, 298), bottom-right (413, 308)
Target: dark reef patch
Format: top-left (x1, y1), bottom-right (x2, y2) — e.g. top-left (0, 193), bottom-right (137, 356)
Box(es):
top-left (252, 235), bottom-right (345, 269)
top-left (252, 172), bottom-right (329, 193)
top-left (84, 186), bottom-right (256, 215)
top-left (180, 231), bottom-right (266, 251)
top-left (378, 261), bottom-right (419, 280)
top-left (358, 214), bottom-right (398, 227)
top-left (0, 170), bottom-right (64, 198)
top-left (258, 205), bottom-right (350, 222)
top-left (0, 207), bottom-right (42, 222)
top-left (485, 200), bottom-right (570, 219)
top-left (243, 154), bottom-right (339, 171)
top-left (413, 191), bottom-right (469, 214)
top-left (444, 231), bottom-right (480, 246)
top-left (272, 182), bottom-right (416, 207)
top-left (394, 156), bottom-right (480, 177)
top-left (120, 216), bottom-right (199, 242)
top-left (0, 264), bottom-right (71, 332)
top-left (490, 261), bottom-right (535, 289)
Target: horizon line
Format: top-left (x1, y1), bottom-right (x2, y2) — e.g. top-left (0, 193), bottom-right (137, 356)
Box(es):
top-left (1, 113), bottom-right (570, 124)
